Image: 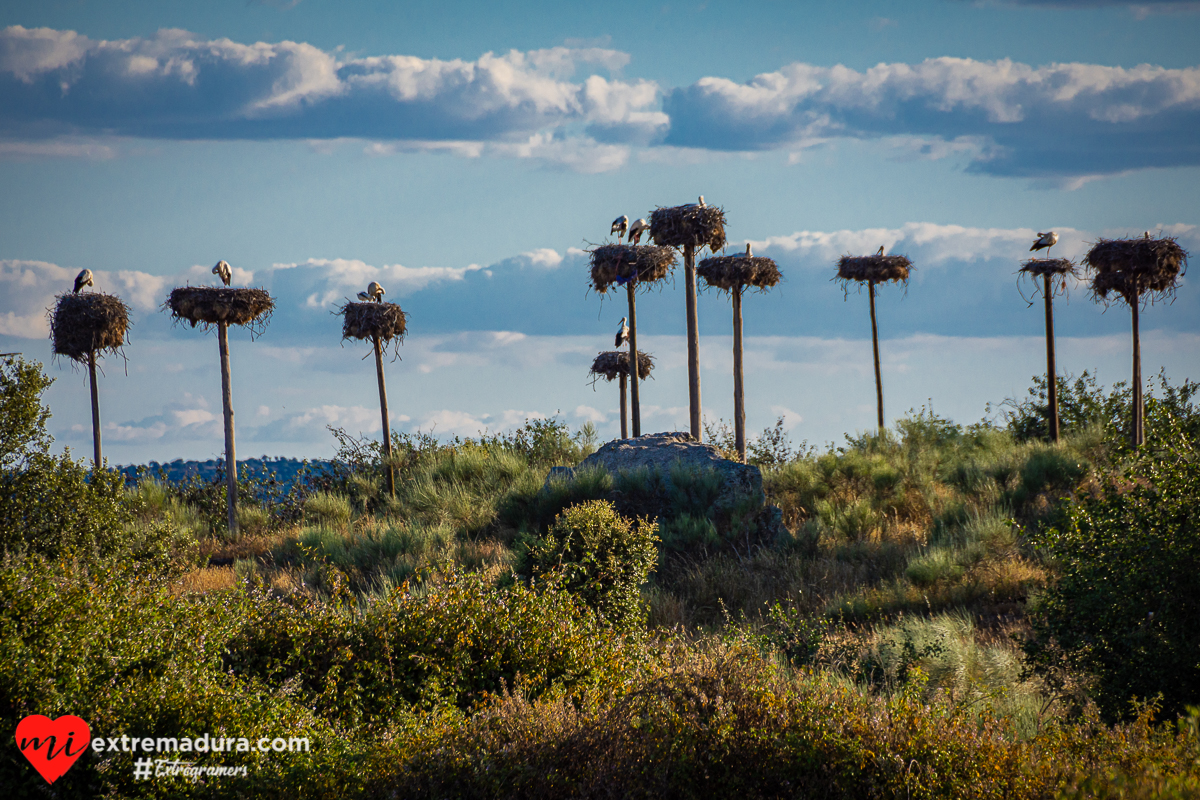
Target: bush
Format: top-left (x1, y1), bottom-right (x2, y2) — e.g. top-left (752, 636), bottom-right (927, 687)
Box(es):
top-left (519, 500), bottom-right (658, 629)
top-left (1025, 434), bottom-right (1200, 721)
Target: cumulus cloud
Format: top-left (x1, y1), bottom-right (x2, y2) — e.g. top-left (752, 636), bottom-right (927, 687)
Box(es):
top-left (0, 26), bottom-right (666, 163)
top-left (0, 259), bottom-right (165, 338)
top-left (663, 57), bottom-right (1200, 177)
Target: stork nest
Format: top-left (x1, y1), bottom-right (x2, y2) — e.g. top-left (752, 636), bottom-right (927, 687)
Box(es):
top-left (1084, 236), bottom-right (1188, 304)
top-left (1020, 258), bottom-right (1077, 277)
top-left (836, 255), bottom-right (913, 284)
top-left (340, 301), bottom-right (408, 344)
top-left (49, 292), bottom-right (130, 362)
top-left (590, 350), bottom-right (654, 383)
top-left (589, 245), bottom-right (677, 293)
top-left (649, 204), bottom-right (726, 251)
top-left (166, 287), bottom-right (274, 331)
top-left (697, 254), bottom-right (782, 292)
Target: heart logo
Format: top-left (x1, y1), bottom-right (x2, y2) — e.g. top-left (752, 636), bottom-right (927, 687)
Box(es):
top-left (15, 715), bottom-right (91, 784)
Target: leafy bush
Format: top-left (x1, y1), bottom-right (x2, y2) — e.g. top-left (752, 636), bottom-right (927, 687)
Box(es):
top-left (518, 500), bottom-right (658, 629)
top-left (1026, 434), bottom-right (1200, 721)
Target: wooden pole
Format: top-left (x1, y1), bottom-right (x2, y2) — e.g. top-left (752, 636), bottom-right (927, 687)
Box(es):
top-left (373, 334), bottom-right (395, 496)
top-left (619, 370), bottom-right (629, 440)
top-left (684, 242), bottom-right (702, 441)
top-left (732, 285), bottom-right (746, 462)
top-left (1131, 298), bottom-right (1143, 447)
top-left (217, 321), bottom-right (238, 536)
top-left (626, 281), bottom-right (641, 438)
top-left (1043, 274), bottom-right (1059, 443)
top-left (88, 350), bottom-right (102, 469)
top-left (868, 280), bottom-right (884, 432)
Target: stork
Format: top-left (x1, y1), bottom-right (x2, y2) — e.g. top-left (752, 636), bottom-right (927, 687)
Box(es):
top-left (698, 195), bottom-right (706, 208)
top-left (1030, 231), bottom-right (1058, 255)
top-left (73, 269), bottom-right (93, 294)
top-left (876, 246), bottom-right (885, 256)
top-left (628, 218), bottom-right (650, 245)
top-left (611, 215), bottom-right (629, 240)
top-left (212, 260), bottom-right (232, 286)
top-left (735, 243), bottom-right (753, 257)
top-left (615, 316), bottom-right (630, 349)
top-left (367, 281), bottom-right (385, 302)
top-left (357, 291), bottom-right (372, 302)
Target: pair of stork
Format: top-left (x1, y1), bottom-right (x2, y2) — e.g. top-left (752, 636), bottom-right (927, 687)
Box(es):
top-left (609, 196), bottom-right (709, 246)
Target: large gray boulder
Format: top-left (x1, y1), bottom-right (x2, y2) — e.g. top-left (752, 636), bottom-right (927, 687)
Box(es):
top-left (545, 432), bottom-right (786, 547)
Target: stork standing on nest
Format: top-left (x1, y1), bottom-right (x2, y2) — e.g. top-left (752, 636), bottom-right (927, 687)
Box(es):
top-left (73, 269), bottom-right (93, 294)
top-left (611, 215), bottom-right (629, 241)
top-left (614, 316), bottom-right (630, 349)
top-left (212, 260), bottom-right (232, 287)
top-left (1030, 231), bottom-right (1058, 256)
top-left (357, 291), bottom-right (372, 302)
top-left (367, 281), bottom-right (385, 302)
top-left (627, 218), bottom-right (650, 245)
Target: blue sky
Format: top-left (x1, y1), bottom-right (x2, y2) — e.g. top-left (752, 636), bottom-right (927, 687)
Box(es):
top-left (1, 0), bottom-right (1197, 463)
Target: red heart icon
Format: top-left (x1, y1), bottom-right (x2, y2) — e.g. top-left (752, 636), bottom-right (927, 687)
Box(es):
top-left (15, 715), bottom-right (91, 784)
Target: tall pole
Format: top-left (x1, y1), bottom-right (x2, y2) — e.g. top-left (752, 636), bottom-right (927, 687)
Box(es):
top-left (868, 280), bottom-right (884, 432)
top-left (1131, 299), bottom-right (1143, 447)
top-left (619, 370), bottom-right (629, 440)
top-left (373, 334), bottom-right (395, 496)
top-left (1043, 274), bottom-right (1060, 443)
top-left (684, 243), bottom-right (702, 441)
top-left (218, 322), bottom-right (238, 536)
top-left (88, 350), bottom-right (102, 469)
top-left (732, 285), bottom-right (746, 462)
top-left (626, 281), bottom-right (641, 438)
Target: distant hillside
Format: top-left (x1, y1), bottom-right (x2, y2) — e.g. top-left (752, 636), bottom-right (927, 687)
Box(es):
top-left (118, 457), bottom-right (336, 489)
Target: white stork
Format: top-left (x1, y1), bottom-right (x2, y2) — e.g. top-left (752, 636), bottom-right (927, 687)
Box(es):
top-left (73, 269), bottom-right (93, 294)
top-left (876, 246), bottom-right (885, 256)
top-left (698, 195), bottom-right (706, 207)
top-left (212, 260), bottom-right (232, 286)
top-left (628, 218), bottom-right (650, 245)
top-left (610, 215), bottom-right (629, 240)
top-left (367, 281), bottom-right (385, 302)
top-left (1030, 231), bottom-right (1058, 255)
top-left (615, 317), bottom-right (630, 349)
top-left (357, 291), bottom-right (372, 302)
top-left (735, 243), bottom-right (753, 257)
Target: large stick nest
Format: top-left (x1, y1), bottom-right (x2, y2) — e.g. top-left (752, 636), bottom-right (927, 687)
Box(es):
top-left (166, 287), bottom-right (274, 331)
top-left (1083, 236), bottom-right (1188, 304)
top-left (49, 292), bottom-right (130, 362)
top-left (340, 301), bottom-right (408, 344)
top-left (1020, 258), bottom-right (1077, 277)
top-left (590, 350), bottom-right (654, 382)
top-left (649, 204), bottom-right (727, 251)
top-left (697, 255), bottom-right (782, 292)
top-left (589, 244), bottom-right (677, 293)
top-left (836, 255), bottom-right (913, 285)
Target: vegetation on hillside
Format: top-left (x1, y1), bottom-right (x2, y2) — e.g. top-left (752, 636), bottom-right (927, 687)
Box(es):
top-left (2, 353), bottom-right (1198, 799)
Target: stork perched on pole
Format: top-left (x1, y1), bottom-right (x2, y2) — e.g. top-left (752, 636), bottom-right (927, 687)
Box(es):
top-left (628, 218), bottom-right (650, 245)
top-left (615, 316), bottom-right (630, 349)
top-left (611, 215), bottom-right (629, 241)
top-left (212, 260), bottom-right (232, 286)
top-left (1030, 231), bottom-right (1059, 256)
top-left (73, 269), bottom-right (94, 294)
top-left (367, 281), bottom-right (385, 302)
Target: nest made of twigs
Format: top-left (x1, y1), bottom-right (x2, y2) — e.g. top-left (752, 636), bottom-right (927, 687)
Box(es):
top-left (1084, 236), bottom-right (1188, 304)
top-left (649, 204), bottom-right (726, 251)
top-left (49, 292), bottom-right (130, 362)
top-left (340, 301), bottom-right (408, 344)
top-left (697, 254), bottom-right (781, 292)
top-left (590, 350), bottom-right (654, 383)
top-left (836, 255), bottom-right (913, 284)
top-left (166, 287), bottom-right (274, 330)
top-left (1020, 258), bottom-right (1077, 277)
top-left (589, 245), bottom-right (677, 293)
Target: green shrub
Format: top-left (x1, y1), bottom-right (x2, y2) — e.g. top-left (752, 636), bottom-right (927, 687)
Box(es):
top-left (905, 547), bottom-right (966, 586)
top-left (519, 500), bottom-right (658, 629)
top-left (304, 490), bottom-right (353, 528)
top-left (1026, 434), bottom-right (1200, 721)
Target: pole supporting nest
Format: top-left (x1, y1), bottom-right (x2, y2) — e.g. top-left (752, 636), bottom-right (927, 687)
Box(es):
top-left (590, 350), bottom-right (655, 442)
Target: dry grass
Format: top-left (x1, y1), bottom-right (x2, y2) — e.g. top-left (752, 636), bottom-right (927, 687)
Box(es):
top-left (173, 566), bottom-right (235, 594)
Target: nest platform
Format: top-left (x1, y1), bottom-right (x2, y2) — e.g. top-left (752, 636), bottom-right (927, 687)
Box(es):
top-left (340, 301), bottom-right (408, 343)
top-left (1084, 237), bottom-right (1188, 303)
top-left (167, 287), bottom-right (274, 329)
top-left (649, 204), bottom-right (726, 251)
top-left (1020, 258), bottom-right (1077, 277)
top-left (589, 245), bottom-right (677, 293)
top-left (590, 350), bottom-right (654, 382)
top-left (697, 254), bottom-right (781, 292)
top-left (837, 254), bottom-right (913, 284)
top-left (50, 292), bottom-right (130, 362)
